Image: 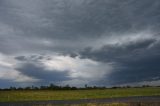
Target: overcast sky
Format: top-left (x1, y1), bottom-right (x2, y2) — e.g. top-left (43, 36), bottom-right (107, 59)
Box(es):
top-left (0, 0), bottom-right (160, 88)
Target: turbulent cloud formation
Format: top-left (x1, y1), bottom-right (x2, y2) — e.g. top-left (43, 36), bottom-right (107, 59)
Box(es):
top-left (14, 55), bottom-right (112, 86)
top-left (0, 0), bottom-right (160, 87)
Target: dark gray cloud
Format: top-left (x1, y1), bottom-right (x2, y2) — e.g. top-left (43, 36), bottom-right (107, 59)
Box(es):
top-left (1, 0), bottom-right (159, 40)
top-left (14, 0), bottom-right (160, 36)
top-left (80, 38), bottom-right (158, 62)
top-left (0, 79), bottom-right (14, 88)
top-left (15, 63), bottom-right (71, 83)
top-left (0, 0), bottom-right (160, 87)
top-left (107, 56), bottom-right (160, 85)
top-left (15, 56), bottom-right (27, 61)
top-left (15, 55), bottom-right (51, 62)
top-left (79, 38), bottom-right (160, 85)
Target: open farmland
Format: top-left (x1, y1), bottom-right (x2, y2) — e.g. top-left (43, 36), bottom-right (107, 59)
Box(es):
top-left (0, 87), bottom-right (160, 102)
top-left (31, 103), bottom-right (160, 106)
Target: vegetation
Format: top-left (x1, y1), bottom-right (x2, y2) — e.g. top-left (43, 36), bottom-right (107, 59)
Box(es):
top-left (33, 103), bottom-right (129, 106)
top-left (0, 84), bottom-right (159, 91)
top-left (32, 102), bottom-right (160, 106)
top-left (0, 87), bottom-right (159, 102)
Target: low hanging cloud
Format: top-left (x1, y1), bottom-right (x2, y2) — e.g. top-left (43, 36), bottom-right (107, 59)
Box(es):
top-left (0, 53), bottom-right (39, 88)
top-left (15, 63), bottom-right (71, 83)
top-left (14, 55), bottom-right (113, 86)
top-left (0, 52), bottom-right (113, 87)
top-left (0, 0), bottom-right (160, 87)
top-left (79, 32), bottom-right (160, 85)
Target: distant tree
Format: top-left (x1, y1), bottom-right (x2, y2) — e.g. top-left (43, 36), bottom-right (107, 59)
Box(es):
top-left (71, 87), bottom-right (77, 90)
top-left (142, 85), bottom-right (150, 88)
top-left (40, 86), bottom-right (47, 90)
top-left (126, 85), bottom-right (131, 88)
top-left (25, 87), bottom-right (31, 90)
top-left (17, 87), bottom-right (23, 90)
top-left (34, 87), bottom-right (39, 90)
top-left (49, 83), bottom-right (58, 90)
top-left (63, 84), bottom-right (71, 90)
top-left (10, 86), bottom-right (16, 90)
top-left (85, 84), bottom-right (88, 88)
top-left (93, 86), bottom-right (97, 89)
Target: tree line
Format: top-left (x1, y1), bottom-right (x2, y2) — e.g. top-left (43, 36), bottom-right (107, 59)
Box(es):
top-left (0, 84), bottom-right (159, 91)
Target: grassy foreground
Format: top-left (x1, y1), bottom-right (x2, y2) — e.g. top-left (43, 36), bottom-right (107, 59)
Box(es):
top-left (0, 87), bottom-right (160, 102)
top-left (33, 103), bottom-right (160, 106)
top-left (33, 103), bottom-right (128, 106)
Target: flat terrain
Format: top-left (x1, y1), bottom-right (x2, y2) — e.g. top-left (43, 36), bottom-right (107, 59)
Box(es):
top-left (0, 96), bottom-right (160, 106)
top-left (0, 87), bottom-right (160, 102)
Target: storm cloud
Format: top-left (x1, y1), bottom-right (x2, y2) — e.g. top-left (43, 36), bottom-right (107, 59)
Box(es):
top-left (0, 0), bottom-right (160, 87)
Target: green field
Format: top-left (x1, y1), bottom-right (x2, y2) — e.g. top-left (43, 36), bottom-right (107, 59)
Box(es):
top-left (33, 103), bottom-right (129, 106)
top-left (0, 87), bottom-right (160, 102)
top-left (33, 103), bottom-right (160, 106)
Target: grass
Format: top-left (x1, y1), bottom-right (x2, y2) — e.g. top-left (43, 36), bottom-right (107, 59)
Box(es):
top-left (33, 102), bottom-right (160, 106)
top-left (33, 103), bottom-right (129, 106)
top-left (0, 87), bottom-right (160, 102)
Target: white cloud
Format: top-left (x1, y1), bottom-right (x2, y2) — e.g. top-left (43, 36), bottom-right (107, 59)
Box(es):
top-left (40, 55), bottom-right (113, 84)
top-left (0, 52), bottom-right (113, 85)
top-left (89, 30), bottom-right (158, 50)
top-left (0, 53), bottom-right (38, 82)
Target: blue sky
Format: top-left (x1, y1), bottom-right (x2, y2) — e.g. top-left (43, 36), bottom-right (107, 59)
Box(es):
top-left (0, 0), bottom-right (160, 87)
